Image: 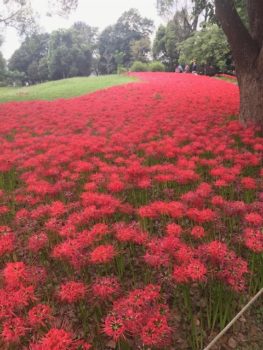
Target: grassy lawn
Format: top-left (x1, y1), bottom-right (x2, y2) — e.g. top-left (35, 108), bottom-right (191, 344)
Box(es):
top-left (0, 75), bottom-right (137, 103)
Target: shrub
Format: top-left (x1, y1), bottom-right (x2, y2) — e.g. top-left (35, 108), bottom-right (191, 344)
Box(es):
top-left (117, 66), bottom-right (128, 74)
top-left (130, 61), bottom-right (149, 72)
top-left (149, 61), bottom-right (165, 72)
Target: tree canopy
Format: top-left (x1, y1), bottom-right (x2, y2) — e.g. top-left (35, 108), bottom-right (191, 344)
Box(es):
top-left (98, 9), bottom-right (154, 74)
top-left (178, 24), bottom-right (231, 72)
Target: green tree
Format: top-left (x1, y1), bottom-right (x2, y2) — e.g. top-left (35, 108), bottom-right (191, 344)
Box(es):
top-left (157, 0), bottom-right (263, 127)
top-left (98, 25), bottom-right (118, 74)
top-left (130, 37), bottom-right (151, 63)
top-left (178, 24), bottom-right (230, 72)
top-left (48, 23), bottom-right (96, 80)
top-left (8, 33), bottom-right (50, 83)
top-left (98, 9), bottom-right (154, 73)
top-left (153, 9), bottom-right (193, 70)
top-left (0, 51), bottom-right (6, 83)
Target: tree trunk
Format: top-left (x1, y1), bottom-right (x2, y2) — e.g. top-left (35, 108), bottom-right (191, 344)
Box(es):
top-left (214, 0), bottom-right (263, 129)
top-left (237, 68), bottom-right (263, 128)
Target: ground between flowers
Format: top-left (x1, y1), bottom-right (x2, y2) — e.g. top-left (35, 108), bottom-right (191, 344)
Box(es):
top-left (0, 72), bottom-right (262, 350)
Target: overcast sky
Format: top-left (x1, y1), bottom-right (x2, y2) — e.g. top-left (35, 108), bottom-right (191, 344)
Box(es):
top-left (1, 0), bottom-right (164, 59)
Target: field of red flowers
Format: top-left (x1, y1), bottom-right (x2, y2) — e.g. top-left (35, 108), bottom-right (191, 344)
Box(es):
top-left (0, 73), bottom-right (262, 350)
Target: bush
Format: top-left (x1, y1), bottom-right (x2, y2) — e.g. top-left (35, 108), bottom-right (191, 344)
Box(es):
top-left (130, 61), bottom-right (149, 72)
top-left (149, 61), bottom-right (165, 72)
top-left (117, 66), bottom-right (128, 74)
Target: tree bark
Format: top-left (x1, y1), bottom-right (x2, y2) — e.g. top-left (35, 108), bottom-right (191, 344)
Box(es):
top-left (239, 70), bottom-right (263, 128)
top-left (215, 0), bottom-right (263, 129)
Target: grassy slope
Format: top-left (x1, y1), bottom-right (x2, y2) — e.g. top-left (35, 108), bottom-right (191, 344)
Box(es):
top-left (0, 75), bottom-right (136, 103)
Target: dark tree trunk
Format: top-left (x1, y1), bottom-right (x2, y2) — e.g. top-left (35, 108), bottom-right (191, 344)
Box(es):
top-left (215, 0), bottom-right (263, 129)
top-left (238, 69), bottom-right (263, 127)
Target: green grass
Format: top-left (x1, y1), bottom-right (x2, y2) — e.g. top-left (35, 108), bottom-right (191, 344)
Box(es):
top-left (0, 75), bottom-right (137, 103)
top-left (215, 76), bottom-right (238, 84)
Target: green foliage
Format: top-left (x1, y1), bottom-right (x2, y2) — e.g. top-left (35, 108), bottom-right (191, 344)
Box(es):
top-left (130, 61), bottom-right (149, 72)
top-left (8, 33), bottom-right (50, 83)
top-left (178, 24), bottom-right (230, 71)
top-left (130, 37), bottom-right (151, 63)
top-left (0, 75), bottom-right (137, 103)
top-left (117, 66), bottom-right (128, 74)
top-left (8, 22), bottom-right (97, 82)
top-left (0, 52), bottom-right (6, 83)
top-left (152, 9), bottom-right (193, 71)
top-left (149, 61), bottom-right (165, 72)
top-left (48, 23), bottom-right (97, 80)
top-left (98, 9), bottom-right (153, 74)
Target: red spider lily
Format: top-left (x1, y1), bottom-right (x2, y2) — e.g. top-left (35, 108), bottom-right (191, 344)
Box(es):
top-left (1, 316), bottom-right (28, 344)
top-left (90, 244), bottom-right (116, 264)
top-left (58, 281), bottom-right (86, 303)
top-left (28, 232), bottom-right (49, 253)
top-left (114, 222), bottom-right (148, 245)
top-left (141, 314), bottom-right (171, 347)
top-left (92, 276), bottom-right (120, 300)
top-left (245, 212), bottom-right (263, 226)
top-left (0, 226), bottom-right (15, 257)
top-left (29, 328), bottom-right (91, 349)
top-left (104, 314), bottom-right (126, 341)
top-left (243, 228), bottom-right (263, 253)
top-left (28, 304), bottom-right (53, 327)
top-left (241, 177), bottom-right (257, 190)
top-left (191, 226), bottom-right (205, 239)
top-left (166, 223), bottom-right (182, 237)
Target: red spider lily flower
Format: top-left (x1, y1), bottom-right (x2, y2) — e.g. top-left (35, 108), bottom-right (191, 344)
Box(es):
top-left (1, 316), bottom-right (28, 344)
top-left (58, 281), bottom-right (86, 303)
top-left (28, 304), bottom-right (53, 327)
top-left (49, 200), bottom-right (66, 217)
top-left (173, 259), bottom-right (207, 283)
top-left (0, 226), bottom-right (15, 257)
top-left (90, 244), bottom-right (116, 264)
top-left (241, 177), bottom-right (257, 190)
top-left (114, 222), bottom-right (148, 245)
top-left (211, 195), bottom-right (225, 207)
top-left (185, 259), bottom-right (207, 282)
top-left (166, 223), bottom-right (182, 237)
top-left (28, 232), bottom-right (48, 253)
top-left (92, 276), bottom-right (120, 300)
top-left (141, 314), bottom-right (171, 347)
top-left (3, 262), bottom-right (28, 287)
top-left (243, 228), bottom-right (263, 253)
top-left (104, 314), bottom-right (126, 341)
top-left (29, 328), bottom-right (91, 349)
top-left (191, 226), bottom-right (205, 239)
top-left (187, 207), bottom-right (216, 223)
top-left (0, 205), bottom-right (9, 214)
top-left (245, 212), bottom-right (263, 226)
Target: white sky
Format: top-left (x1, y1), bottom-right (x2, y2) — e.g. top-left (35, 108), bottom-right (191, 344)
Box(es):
top-left (1, 0), bottom-right (164, 59)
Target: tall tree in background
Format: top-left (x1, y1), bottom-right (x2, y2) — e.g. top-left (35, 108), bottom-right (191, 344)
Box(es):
top-left (153, 8), bottom-right (193, 70)
top-left (9, 33), bottom-right (50, 82)
top-left (178, 24), bottom-right (231, 73)
top-left (98, 9), bottom-right (154, 73)
top-left (48, 23), bottom-right (96, 79)
top-left (98, 25), bottom-right (117, 74)
top-left (157, 0), bottom-right (263, 127)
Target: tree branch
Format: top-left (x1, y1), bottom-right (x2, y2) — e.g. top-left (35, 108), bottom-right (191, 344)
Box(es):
top-left (247, 0), bottom-right (263, 47)
top-left (215, 0), bottom-right (259, 69)
top-left (0, 8), bottom-right (23, 24)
